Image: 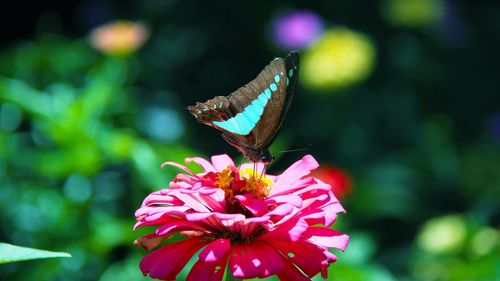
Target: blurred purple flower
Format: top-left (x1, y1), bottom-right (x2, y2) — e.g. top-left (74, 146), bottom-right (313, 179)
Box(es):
top-left (438, 0), bottom-right (468, 46)
top-left (272, 10), bottom-right (324, 50)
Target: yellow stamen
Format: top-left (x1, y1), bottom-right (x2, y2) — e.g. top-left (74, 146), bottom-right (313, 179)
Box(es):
top-left (214, 167), bottom-right (273, 203)
top-left (239, 168), bottom-right (273, 199)
top-left (215, 168), bottom-right (233, 190)
top-left (245, 177), bottom-right (271, 199)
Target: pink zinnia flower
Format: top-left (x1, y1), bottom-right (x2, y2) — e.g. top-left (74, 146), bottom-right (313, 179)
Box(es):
top-left (134, 154), bottom-right (349, 281)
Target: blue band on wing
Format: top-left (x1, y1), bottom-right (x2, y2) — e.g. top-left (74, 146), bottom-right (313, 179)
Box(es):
top-left (212, 79), bottom-right (279, 135)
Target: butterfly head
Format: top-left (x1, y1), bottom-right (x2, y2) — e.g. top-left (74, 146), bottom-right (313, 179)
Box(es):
top-left (245, 148), bottom-right (274, 164)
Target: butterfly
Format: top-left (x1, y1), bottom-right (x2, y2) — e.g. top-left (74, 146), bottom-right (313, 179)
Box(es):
top-left (187, 51), bottom-right (299, 164)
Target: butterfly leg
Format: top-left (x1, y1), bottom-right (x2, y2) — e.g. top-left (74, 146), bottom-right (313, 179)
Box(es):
top-left (260, 163), bottom-right (266, 179)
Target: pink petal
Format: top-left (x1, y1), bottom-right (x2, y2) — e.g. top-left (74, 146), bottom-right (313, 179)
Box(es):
top-left (185, 212), bottom-right (215, 221)
top-left (187, 256), bottom-right (228, 281)
top-left (267, 203), bottom-right (294, 217)
top-left (322, 203), bottom-right (345, 226)
top-left (210, 154), bottom-right (235, 171)
top-left (195, 191), bottom-right (227, 212)
top-left (276, 260), bottom-right (312, 281)
top-left (134, 233), bottom-right (168, 251)
top-left (235, 194), bottom-right (268, 216)
top-left (324, 250), bottom-right (337, 263)
top-left (199, 187), bottom-right (223, 195)
top-left (239, 216), bottom-right (271, 238)
top-left (269, 239), bottom-right (328, 278)
top-left (266, 193), bottom-right (303, 207)
top-left (210, 212), bottom-right (247, 221)
top-left (262, 210), bottom-right (313, 241)
top-left (140, 237), bottom-right (208, 280)
top-left (186, 157), bottom-right (217, 173)
top-left (288, 219), bottom-right (310, 241)
top-left (272, 155), bottom-right (319, 195)
top-left (278, 180), bottom-right (330, 203)
top-left (134, 209), bottom-right (192, 230)
top-left (273, 177), bottom-right (318, 195)
top-left (299, 210), bottom-right (327, 226)
top-left (161, 161), bottom-right (197, 177)
top-left (185, 212), bottom-right (246, 223)
top-left (303, 227), bottom-right (350, 251)
top-left (199, 238), bottom-right (231, 262)
top-left (170, 190), bottom-right (211, 212)
top-left (156, 220), bottom-right (211, 236)
top-left (172, 177), bottom-right (199, 188)
top-left (136, 206), bottom-right (189, 221)
top-left (141, 193), bottom-right (181, 206)
top-left (229, 241), bottom-right (285, 279)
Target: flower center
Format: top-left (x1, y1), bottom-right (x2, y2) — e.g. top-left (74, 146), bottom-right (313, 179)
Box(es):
top-left (213, 167), bottom-right (273, 213)
top-left (238, 168), bottom-right (273, 199)
top-left (214, 168), bottom-right (234, 190)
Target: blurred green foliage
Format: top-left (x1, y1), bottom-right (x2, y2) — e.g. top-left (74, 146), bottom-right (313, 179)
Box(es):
top-left (1, 1), bottom-right (499, 281)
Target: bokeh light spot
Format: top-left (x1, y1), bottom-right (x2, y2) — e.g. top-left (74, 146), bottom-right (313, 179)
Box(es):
top-left (381, 0), bottom-right (445, 28)
top-left (139, 106), bottom-right (184, 142)
top-left (271, 10), bottom-right (324, 50)
top-left (64, 173), bottom-right (92, 203)
top-left (417, 214), bottom-right (466, 254)
top-left (301, 28), bottom-right (376, 92)
top-left (0, 103), bottom-right (22, 132)
top-left (471, 227), bottom-right (499, 257)
top-left (89, 20), bottom-right (149, 56)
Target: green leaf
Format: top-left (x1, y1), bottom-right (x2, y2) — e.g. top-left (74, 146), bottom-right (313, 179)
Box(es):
top-left (0, 77), bottom-right (52, 117)
top-left (0, 243), bottom-right (71, 264)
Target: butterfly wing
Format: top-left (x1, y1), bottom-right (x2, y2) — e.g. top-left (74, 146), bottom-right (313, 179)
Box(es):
top-left (187, 51), bottom-right (299, 161)
top-left (187, 94), bottom-right (256, 155)
top-left (188, 96), bottom-right (232, 124)
top-left (251, 51), bottom-right (299, 150)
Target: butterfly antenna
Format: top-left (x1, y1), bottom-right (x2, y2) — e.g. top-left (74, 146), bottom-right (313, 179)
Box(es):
top-left (279, 145), bottom-right (312, 154)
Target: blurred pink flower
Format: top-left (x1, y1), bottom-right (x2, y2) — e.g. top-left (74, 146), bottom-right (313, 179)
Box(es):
top-left (134, 154), bottom-right (348, 281)
top-left (90, 20), bottom-right (149, 56)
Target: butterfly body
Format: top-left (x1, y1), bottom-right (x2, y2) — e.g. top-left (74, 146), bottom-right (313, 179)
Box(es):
top-left (187, 51), bottom-right (299, 163)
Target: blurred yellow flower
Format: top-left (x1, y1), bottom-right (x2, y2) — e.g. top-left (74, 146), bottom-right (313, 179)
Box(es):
top-left (470, 227), bottom-right (499, 257)
top-left (381, 0), bottom-right (444, 28)
top-left (90, 20), bottom-right (149, 56)
top-left (417, 214), bottom-right (466, 254)
top-left (301, 28), bottom-right (376, 91)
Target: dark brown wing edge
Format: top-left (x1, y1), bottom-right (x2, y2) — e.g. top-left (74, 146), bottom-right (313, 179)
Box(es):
top-left (260, 51), bottom-right (299, 148)
top-left (186, 96), bottom-right (233, 125)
